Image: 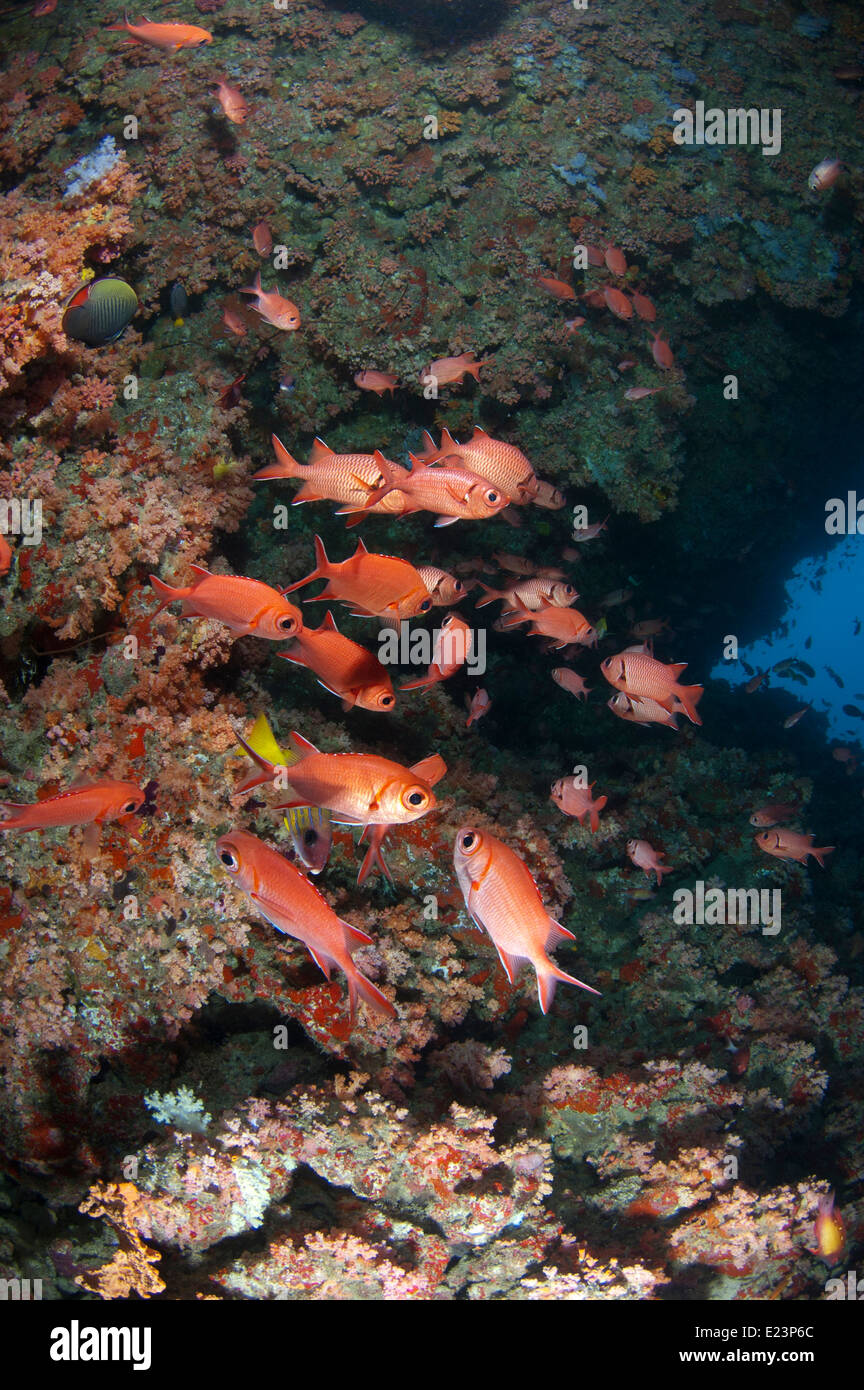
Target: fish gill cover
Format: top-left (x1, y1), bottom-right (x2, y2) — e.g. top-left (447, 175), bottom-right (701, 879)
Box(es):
top-left (0, 0), bottom-right (861, 1325)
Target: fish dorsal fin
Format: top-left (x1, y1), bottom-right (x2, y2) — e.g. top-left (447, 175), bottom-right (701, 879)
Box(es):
top-left (289, 731), bottom-right (319, 758)
top-left (421, 429), bottom-right (437, 454)
top-left (372, 449), bottom-right (390, 470)
top-left (410, 754), bottom-right (447, 786)
top-left (66, 776), bottom-right (96, 792)
top-left (439, 427), bottom-right (459, 451)
top-left (321, 610), bottom-right (339, 632)
top-left (189, 564), bottom-right (212, 580)
top-left (668, 662), bottom-right (687, 676)
top-left (353, 536), bottom-right (369, 557)
top-left (308, 437), bottom-right (333, 463)
top-left (341, 918), bottom-right (374, 947)
top-left (471, 426), bottom-right (489, 440)
top-left (546, 918), bottom-right (576, 948)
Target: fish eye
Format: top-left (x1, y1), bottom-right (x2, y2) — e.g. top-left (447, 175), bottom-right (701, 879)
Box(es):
top-left (219, 849), bottom-right (239, 870)
top-left (406, 789), bottom-right (427, 808)
top-left (442, 614), bottom-right (454, 627)
top-left (122, 800), bottom-right (139, 814)
top-left (461, 831), bottom-right (477, 851)
top-left (454, 580), bottom-right (465, 594)
top-left (419, 599), bottom-right (432, 613)
top-left (486, 490), bottom-right (500, 505)
top-left (277, 613), bottom-right (297, 632)
top-left (380, 693), bottom-right (394, 706)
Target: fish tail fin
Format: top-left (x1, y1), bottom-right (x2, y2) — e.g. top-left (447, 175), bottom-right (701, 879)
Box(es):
top-left (239, 271), bottom-right (262, 298)
top-left (538, 959), bottom-right (601, 1014)
top-left (347, 967), bottom-right (397, 1023)
top-left (253, 434), bottom-right (303, 481)
top-left (282, 534), bottom-right (329, 594)
top-left (474, 583), bottom-right (505, 610)
top-left (675, 683), bottom-right (704, 726)
top-left (590, 796), bottom-right (607, 832)
top-left (812, 846), bottom-right (835, 868)
top-left (0, 803), bottom-right (28, 830)
top-left (148, 573), bottom-right (187, 620)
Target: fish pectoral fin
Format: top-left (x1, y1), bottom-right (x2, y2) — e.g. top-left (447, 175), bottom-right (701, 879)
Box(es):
top-left (434, 516), bottom-right (460, 528)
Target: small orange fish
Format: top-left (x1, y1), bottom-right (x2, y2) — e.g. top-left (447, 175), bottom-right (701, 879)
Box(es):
top-left (477, 578), bottom-right (577, 613)
top-left (284, 535), bottom-right (433, 620)
top-left (33, 0), bottom-right (57, 14)
top-left (0, 533), bottom-right (12, 577)
top-left (415, 565), bottom-right (466, 607)
top-left (601, 648), bottom-right (703, 725)
top-left (466, 688), bottom-right (491, 726)
top-left (813, 1191), bottom-right (846, 1262)
top-left (222, 305), bottom-right (248, 337)
top-left (648, 329), bottom-right (675, 369)
top-left (215, 80), bottom-right (247, 124)
top-left (401, 614), bottom-right (474, 692)
top-left (624, 386), bottom-right (662, 401)
top-left (278, 611), bottom-right (395, 712)
top-left (252, 221), bottom-right (273, 256)
top-left (239, 271), bottom-right (300, 331)
top-left (454, 827), bottom-right (600, 1012)
top-left (532, 480), bottom-right (566, 509)
top-left (536, 275), bottom-right (577, 301)
top-left (107, 15), bottom-right (212, 51)
top-left (552, 668), bottom-right (591, 701)
top-left (629, 618), bottom-right (670, 639)
top-left (564, 317), bottom-right (586, 334)
top-left (492, 552), bottom-right (536, 575)
top-left (608, 692), bottom-right (679, 730)
top-left (420, 352), bottom-right (488, 387)
top-left (745, 670), bottom-right (769, 693)
top-left (605, 245), bottom-right (627, 276)
top-left (754, 828), bottom-right (833, 867)
top-left (749, 803), bottom-right (798, 828)
top-left (416, 427), bottom-right (538, 505)
top-left (584, 244), bottom-right (606, 267)
top-left (1, 779), bottom-right (146, 832)
top-left (627, 838), bottom-right (673, 884)
top-left (630, 292), bottom-right (656, 322)
top-left (582, 288), bottom-right (607, 309)
top-left (502, 596), bottom-right (596, 649)
top-left (149, 565), bottom-right (302, 639)
top-left (808, 158), bottom-right (843, 192)
top-left (604, 287), bottom-right (632, 320)
top-left (237, 729), bottom-right (444, 830)
top-left (216, 829), bottom-right (395, 1022)
top-left (354, 369), bottom-right (398, 396)
top-left (253, 434), bottom-right (395, 510)
top-left (550, 778), bottom-right (607, 831)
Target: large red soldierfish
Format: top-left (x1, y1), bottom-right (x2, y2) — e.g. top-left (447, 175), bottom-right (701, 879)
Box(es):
top-left (550, 778), bottom-right (607, 832)
top-left (415, 427), bottom-right (538, 505)
top-left (284, 535), bottom-right (433, 620)
top-left (476, 577), bottom-right (577, 613)
top-left (216, 829), bottom-right (396, 1022)
top-left (601, 647), bottom-right (703, 725)
top-left (107, 14), bottom-right (213, 50)
top-left (502, 596), bottom-right (597, 649)
top-left (627, 838), bottom-right (673, 884)
top-left (1, 779), bottom-right (146, 831)
top-left (215, 80), bottom-right (248, 124)
top-left (415, 565), bottom-right (466, 607)
top-left (453, 827), bottom-right (600, 1012)
top-left (235, 728), bottom-right (445, 830)
top-left (277, 611), bottom-right (395, 712)
top-left (366, 456), bottom-right (508, 527)
top-left (254, 434), bottom-right (398, 511)
top-left (754, 829), bottom-right (834, 867)
top-left (420, 352), bottom-right (489, 386)
top-left (149, 566), bottom-right (302, 639)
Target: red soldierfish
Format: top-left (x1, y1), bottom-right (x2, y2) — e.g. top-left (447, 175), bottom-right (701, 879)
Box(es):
top-left (149, 566), bottom-right (302, 639)
top-left (1, 779), bottom-right (146, 831)
top-left (283, 535), bottom-right (433, 620)
top-left (216, 829), bottom-right (395, 1022)
top-left (453, 826), bottom-right (600, 1012)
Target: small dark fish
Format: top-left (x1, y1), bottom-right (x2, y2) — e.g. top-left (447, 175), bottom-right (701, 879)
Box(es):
top-left (825, 666), bottom-right (845, 688)
top-left (61, 276), bottom-right (138, 346)
top-left (284, 805), bottom-right (332, 875)
top-left (854, 619), bottom-right (861, 636)
top-left (804, 637), bottom-right (812, 650)
top-left (796, 660), bottom-right (816, 677)
top-left (217, 372), bottom-right (247, 409)
top-left (170, 281), bottom-right (188, 321)
top-left (842, 704), bottom-right (863, 719)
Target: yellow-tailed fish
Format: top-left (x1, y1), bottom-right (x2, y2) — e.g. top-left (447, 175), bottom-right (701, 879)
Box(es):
top-left (237, 714), bottom-right (332, 874)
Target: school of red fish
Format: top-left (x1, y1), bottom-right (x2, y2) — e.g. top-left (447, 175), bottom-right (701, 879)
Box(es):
top-left (0, 14), bottom-right (836, 1030)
